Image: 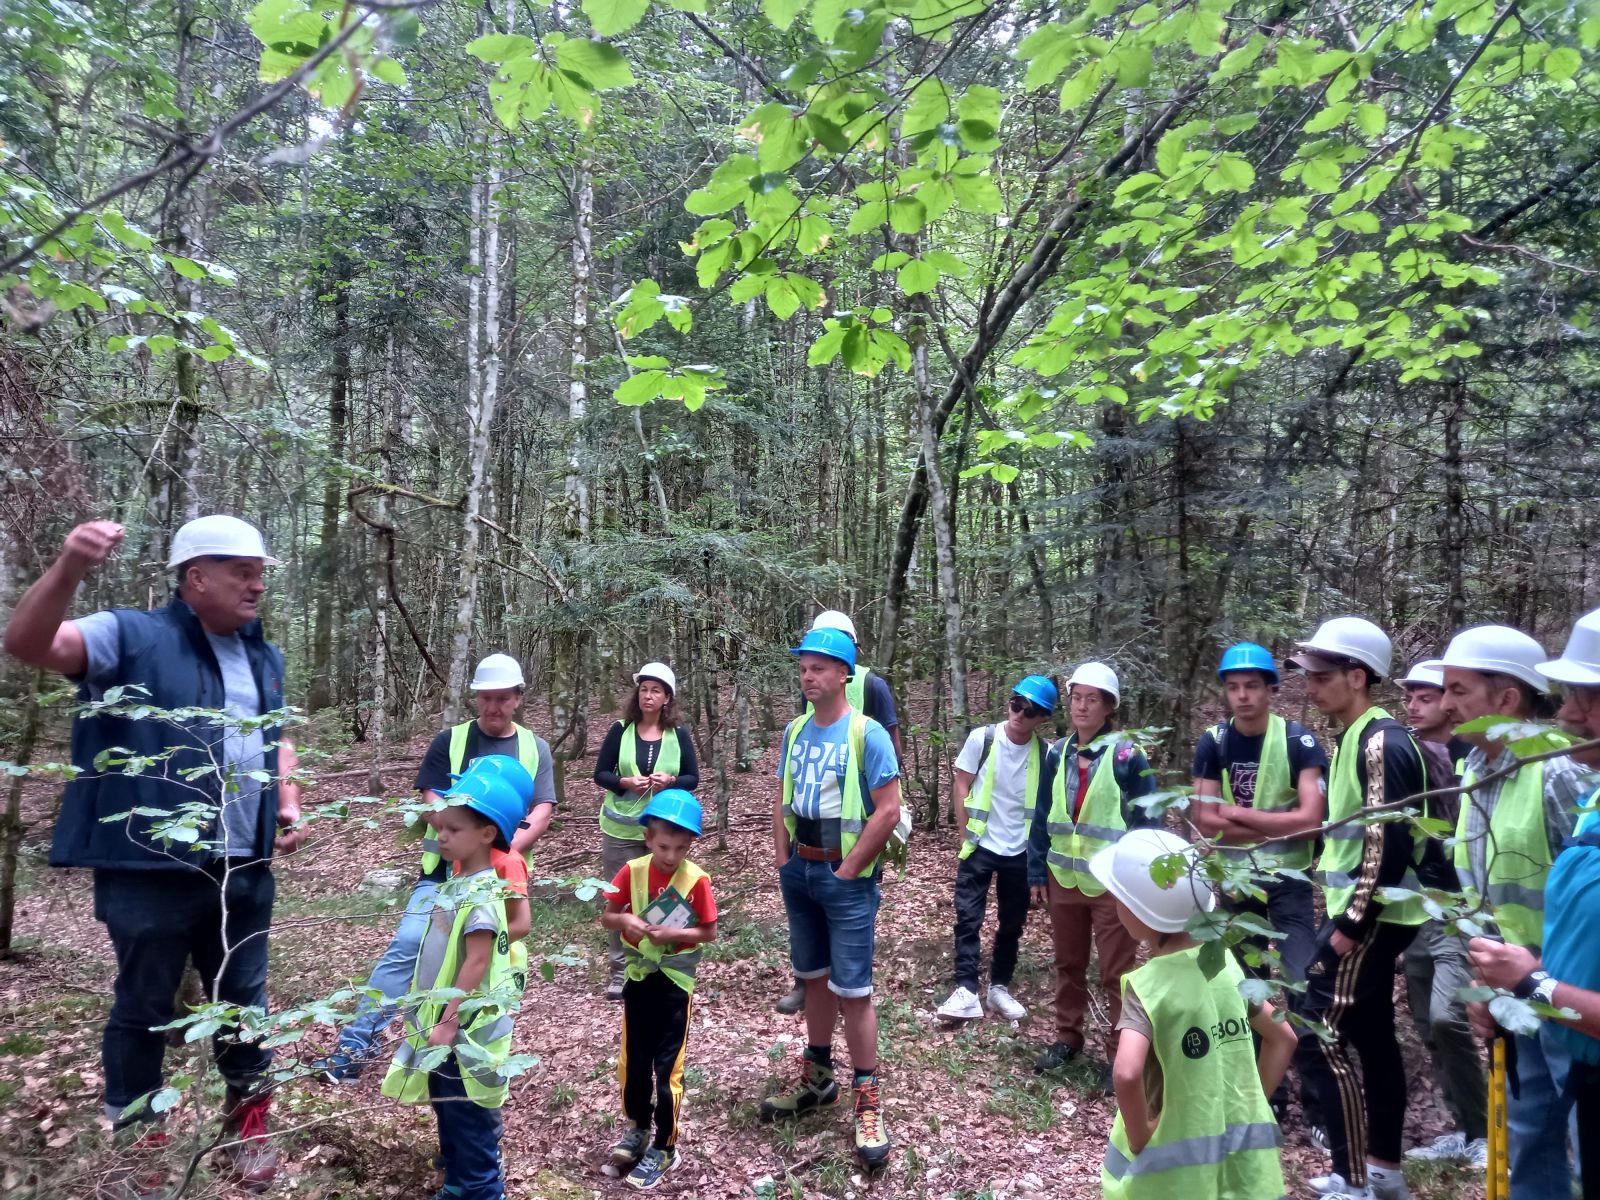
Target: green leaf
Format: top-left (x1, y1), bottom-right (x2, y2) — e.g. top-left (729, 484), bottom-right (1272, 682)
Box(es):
top-left (1155, 128), bottom-right (1187, 177)
top-left (369, 57), bottom-right (406, 86)
top-left (1334, 211), bottom-right (1379, 234)
top-left (763, 0), bottom-right (807, 29)
top-left (897, 257), bottom-right (940, 295)
top-left (1355, 102), bottom-right (1387, 137)
top-left (555, 38), bottom-right (634, 90)
top-left (888, 197), bottom-right (927, 234)
top-left (765, 276), bottom-right (800, 319)
top-left (1300, 156), bottom-right (1343, 194)
top-left (466, 33), bottom-right (536, 61)
top-left (582, 0), bottom-right (650, 36)
top-left (1544, 45), bottom-right (1582, 83)
top-left (615, 370), bottom-right (666, 405)
top-left (1206, 154), bottom-right (1255, 193)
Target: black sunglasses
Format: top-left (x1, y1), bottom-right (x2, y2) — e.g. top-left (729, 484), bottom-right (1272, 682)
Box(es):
top-left (1008, 697), bottom-right (1047, 719)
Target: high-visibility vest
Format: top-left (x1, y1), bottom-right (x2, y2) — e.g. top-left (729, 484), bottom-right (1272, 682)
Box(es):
top-left (381, 871), bottom-right (520, 1109)
top-left (421, 722), bottom-right (540, 876)
top-left (803, 666), bottom-right (873, 721)
top-left (600, 724), bottom-right (683, 842)
top-left (1318, 707), bottom-right (1425, 925)
top-left (1218, 714), bottom-right (1313, 872)
top-left (1101, 947), bottom-right (1286, 1200)
top-left (960, 725), bottom-right (1042, 860)
top-left (780, 710), bottom-right (882, 876)
top-left (622, 854), bottom-right (710, 995)
top-left (1453, 759), bottom-right (1552, 949)
top-left (1046, 734), bottom-right (1132, 895)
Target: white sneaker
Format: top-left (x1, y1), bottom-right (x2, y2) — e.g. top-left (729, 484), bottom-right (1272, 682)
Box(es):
top-left (1367, 1167), bottom-right (1411, 1200)
top-left (987, 985), bottom-right (1026, 1021)
top-left (936, 986), bottom-right (983, 1020)
top-left (1464, 1138), bottom-right (1488, 1170)
top-left (1405, 1130), bottom-right (1468, 1162)
top-left (1309, 1174), bottom-right (1374, 1200)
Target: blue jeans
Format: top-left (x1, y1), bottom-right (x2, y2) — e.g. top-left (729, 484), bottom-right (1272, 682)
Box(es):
top-left (779, 855), bottom-right (880, 998)
top-left (95, 864), bottom-right (275, 1122)
top-left (340, 878), bottom-right (438, 1052)
top-left (430, 1053), bottom-right (504, 1200)
top-left (1508, 1024), bottom-right (1578, 1200)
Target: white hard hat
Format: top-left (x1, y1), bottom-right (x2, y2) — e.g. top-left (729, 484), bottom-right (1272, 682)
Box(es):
top-left (811, 609), bottom-right (859, 642)
top-left (1440, 625), bottom-right (1550, 693)
top-left (1290, 616), bottom-right (1392, 679)
top-left (1538, 608), bottom-right (1600, 687)
top-left (469, 653), bottom-right (525, 691)
top-left (1068, 661), bottom-right (1120, 705)
top-left (1398, 659), bottom-right (1445, 690)
top-left (1089, 829), bottom-right (1215, 934)
top-left (632, 661), bottom-right (678, 694)
top-left (168, 515), bottom-right (279, 568)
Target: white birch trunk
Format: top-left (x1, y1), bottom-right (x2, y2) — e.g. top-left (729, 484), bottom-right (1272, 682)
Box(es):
top-left (565, 158), bottom-right (593, 538)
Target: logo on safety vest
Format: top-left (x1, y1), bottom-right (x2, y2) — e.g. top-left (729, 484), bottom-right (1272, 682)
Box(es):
top-left (1181, 1026), bottom-right (1210, 1059)
top-left (497, 930), bottom-right (510, 955)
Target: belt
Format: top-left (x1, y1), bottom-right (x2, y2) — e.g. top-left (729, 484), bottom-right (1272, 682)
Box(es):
top-left (794, 843), bottom-right (843, 863)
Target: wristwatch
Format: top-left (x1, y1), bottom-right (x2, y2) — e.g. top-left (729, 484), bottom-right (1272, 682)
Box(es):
top-left (1513, 969), bottom-right (1549, 1000)
top-left (1532, 975), bottom-right (1560, 1007)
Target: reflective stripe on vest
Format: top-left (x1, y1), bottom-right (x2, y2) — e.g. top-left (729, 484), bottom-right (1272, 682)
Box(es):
top-left (1218, 714), bottom-right (1313, 872)
top-left (780, 710), bottom-right (880, 875)
top-left (380, 872), bottom-right (520, 1109)
top-left (960, 725), bottom-right (1042, 860)
top-left (622, 854), bottom-right (709, 995)
top-left (423, 723), bottom-right (540, 876)
top-left (1101, 947), bottom-right (1285, 1200)
top-left (600, 725), bottom-right (684, 842)
top-left (1046, 735), bottom-right (1130, 895)
top-left (1452, 759), bottom-right (1552, 949)
top-left (1318, 708), bottom-right (1425, 925)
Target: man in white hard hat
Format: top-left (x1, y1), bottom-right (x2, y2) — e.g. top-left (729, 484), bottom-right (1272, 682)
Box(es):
top-left (775, 609), bottom-right (906, 1016)
top-left (1441, 625), bottom-right (1589, 1199)
top-left (1287, 617), bottom-right (1429, 1200)
top-left (2, 516), bottom-right (299, 1191)
top-left (315, 652), bottom-right (556, 1082)
top-left (1393, 659), bottom-right (1488, 1169)
top-left (1026, 661), bottom-right (1157, 1086)
top-left (1466, 608), bottom-right (1600, 1200)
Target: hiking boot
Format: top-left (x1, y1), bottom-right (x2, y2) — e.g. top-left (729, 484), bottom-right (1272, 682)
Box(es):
top-left (758, 1050), bottom-right (839, 1122)
top-left (606, 973), bottom-right (626, 1001)
top-left (611, 1126), bottom-right (649, 1168)
top-left (626, 1146), bottom-right (678, 1190)
top-left (936, 985), bottom-right (983, 1021)
top-left (101, 1125), bottom-right (173, 1198)
top-left (218, 1089), bottom-right (280, 1193)
top-left (775, 982), bottom-right (807, 1015)
top-left (1033, 1041), bottom-right (1080, 1072)
top-left (852, 1075), bottom-right (891, 1167)
top-left (987, 985), bottom-right (1027, 1021)
top-left (311, 1043), bottom-right (366, 1085)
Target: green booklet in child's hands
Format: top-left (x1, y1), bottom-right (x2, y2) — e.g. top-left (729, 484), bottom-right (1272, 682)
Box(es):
top-left (639, 885), bottom-right (695, 930)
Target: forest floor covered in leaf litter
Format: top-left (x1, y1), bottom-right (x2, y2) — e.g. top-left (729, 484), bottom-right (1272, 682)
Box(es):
top-left (1, 705), bottom-right (1485, 1200)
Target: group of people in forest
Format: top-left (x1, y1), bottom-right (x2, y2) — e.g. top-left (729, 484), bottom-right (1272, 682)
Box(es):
top-left (4, 515), bottom-right (1600, 1200)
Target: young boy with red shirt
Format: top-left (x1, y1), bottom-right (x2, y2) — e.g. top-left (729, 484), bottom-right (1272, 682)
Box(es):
top-left (600, 789), bottom-right (718, 1190)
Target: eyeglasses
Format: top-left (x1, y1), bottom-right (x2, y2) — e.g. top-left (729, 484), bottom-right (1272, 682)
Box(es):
top-left (1008, 697), bottom-right (1047, 719)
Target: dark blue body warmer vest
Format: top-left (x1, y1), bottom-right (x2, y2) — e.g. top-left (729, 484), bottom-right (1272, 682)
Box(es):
top-left (50, 598), bottom-right (286, 871)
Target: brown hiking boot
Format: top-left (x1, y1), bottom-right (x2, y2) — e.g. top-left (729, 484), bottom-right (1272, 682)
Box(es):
top-left (758, 1049), bottom-right (839, 1122)
top-left (218, 1089), bottom-right (279, 1193)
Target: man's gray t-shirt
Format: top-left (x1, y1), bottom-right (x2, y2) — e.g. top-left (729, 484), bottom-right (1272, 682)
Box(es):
top-left (75, 611), bottom-right (268, 858)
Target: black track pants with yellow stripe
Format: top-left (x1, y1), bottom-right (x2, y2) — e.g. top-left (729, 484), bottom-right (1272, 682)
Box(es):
top-left (620, 970), bottom-right (693, 1150)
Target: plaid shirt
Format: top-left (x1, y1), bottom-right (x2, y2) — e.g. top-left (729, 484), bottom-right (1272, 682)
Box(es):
top-left (1458, 747), bottom-right (1594, 896)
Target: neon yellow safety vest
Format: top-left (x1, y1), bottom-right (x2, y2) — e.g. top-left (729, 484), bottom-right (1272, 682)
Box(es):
top-left (622, 854), bottom-right (710, 995)
top-left (1452, 759), bottom-right (1551, 949)
top-left (1102, 947), bottom-right (1286, 1200)
top-left (421, 722), bottom-right (540, 877)
top-left (960, 725), bottom-right (1042, 861)
top-left (1319, 707), bottom-right (1425, 925)
top-left (600, 724), bottom-right (683, 842)
top-left (1218, 714), bottom-right (1313, 872)
top-left (780, 710), bottom-right (882, 876)
top-left (381, 871), bottom-right (520, 1109)
top-left (803, 666), bottom-right (874, 717)
top-left (1046, 735), bottom-right (1131, 895)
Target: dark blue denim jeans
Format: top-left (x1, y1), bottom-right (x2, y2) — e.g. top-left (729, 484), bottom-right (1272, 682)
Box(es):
top-left (779, 854), bottom-right (881, 997)
top-left (94, 863), bottom-right (274, 1122)
top-left (430, 1054), bottom-right (505, 1200)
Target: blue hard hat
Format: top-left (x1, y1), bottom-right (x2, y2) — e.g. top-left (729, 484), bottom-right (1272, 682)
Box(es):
top-left (442, 772), bottom-right (525, 848)
top-left (1012, 675), bottom-right (1058, 712)
top-left (1218, 642), bottom-right (1280, 685)
top-left (459, 753), bottom-right (535, 807)
top-left (791, 627), bottom-right (857, 672)
top-left (639, 787), bottom-right (703, 836)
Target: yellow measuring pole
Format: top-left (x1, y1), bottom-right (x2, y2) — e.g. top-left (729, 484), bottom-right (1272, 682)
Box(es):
top-left (1487, 1038), bottom-right (1510, 1200)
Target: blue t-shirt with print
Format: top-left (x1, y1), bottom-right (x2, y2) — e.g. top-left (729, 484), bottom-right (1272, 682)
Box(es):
top-left (777, 712), bottom-right (899, 821)
top-left (1543, 787), bottom-right (1600, 1065)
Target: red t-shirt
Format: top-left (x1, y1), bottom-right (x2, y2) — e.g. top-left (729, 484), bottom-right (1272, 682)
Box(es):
top-left (1072, 761), bottom-right (1091, 821)
top-left (608, 859), bottom-right (717, 953)
top-left (453, 847), bottom-right (529, 898)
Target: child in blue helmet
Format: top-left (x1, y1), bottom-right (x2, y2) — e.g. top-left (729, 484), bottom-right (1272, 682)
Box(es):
top-left (382, 761), bottom-right (528, 1200)
top-left (600, 789), bottom-right (719, 1189)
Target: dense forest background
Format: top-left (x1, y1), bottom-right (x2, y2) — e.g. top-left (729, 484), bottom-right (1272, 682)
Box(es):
top-left (2, 0), bottom-right (1597, 808)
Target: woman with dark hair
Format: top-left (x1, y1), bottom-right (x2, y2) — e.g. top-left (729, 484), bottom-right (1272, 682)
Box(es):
top-left (594, 662), bottom-right (700, 999)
